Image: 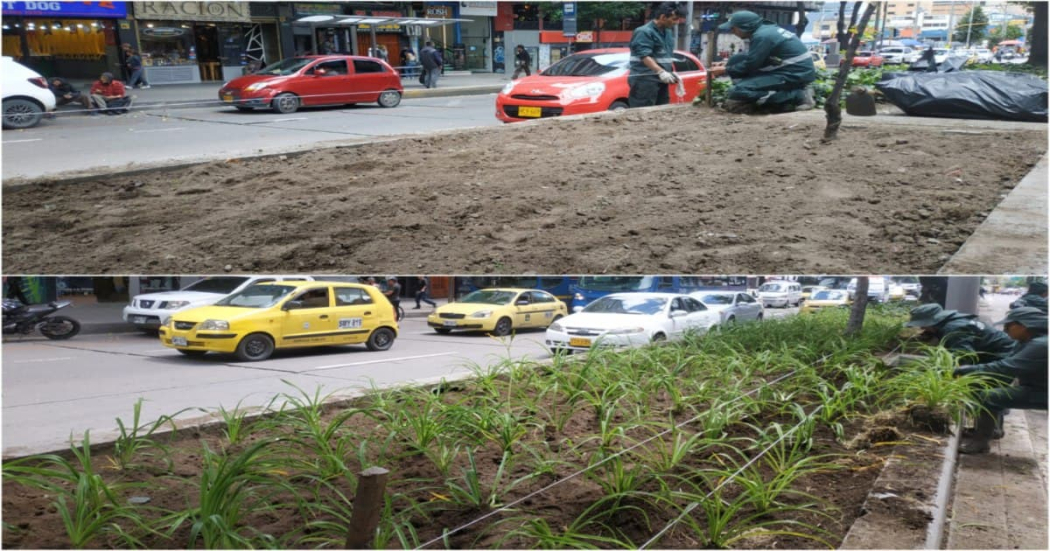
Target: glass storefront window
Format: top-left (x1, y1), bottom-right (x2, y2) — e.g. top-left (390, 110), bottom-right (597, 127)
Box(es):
top-left (2, 18), bottom-right (107, 59)
top-left (139, 21), bottom-right (197, 66)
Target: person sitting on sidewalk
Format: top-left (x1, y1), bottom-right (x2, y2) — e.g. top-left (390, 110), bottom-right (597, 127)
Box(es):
top-left (47, 77), bottom-right (92, 112)
top-left (1010, 281), bottom-right (1048, 314)
top-left (89, 72), bottom-right (131, 115)
top-left (954, 307), bottom-right (1047, 454)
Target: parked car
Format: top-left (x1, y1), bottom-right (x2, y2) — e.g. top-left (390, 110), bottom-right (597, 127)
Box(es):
top-left (159, 281), bottom-right (397, 361)
top-left (878, 46), bottom-right (917, 64)
top-left (570, 276), bottom-right (712, 312)
top-left (427, 288), bottom-right (567, 336)
top-left (124, 276), bottom-right (313, 330)
top-left (219, 55), bottom-right (403, 114)
top-left (546, 292), bottom-right (719, 354)
top-left (496, 48), bottom-right (707, 123)
top-left (757, 281), bottom-right (802, 308)
top-left (689, 291), bottom-right (764, 324)
top-left (848, 276), bottom-right (891, 303)
top-left (852, 51), bottom-right (884, 67)
top-left (799, 289), bottom-right (852, 314)
top-left (2, 56), bottom-right (56, 129)
top-left (810, 51), bottom-right (827, 70)
top-left (800, 285), bottom-right (826, 303)
top-left (972, 48), bottom-right (993, 63)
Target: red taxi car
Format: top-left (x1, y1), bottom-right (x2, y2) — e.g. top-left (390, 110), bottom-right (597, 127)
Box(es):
top-left (496, 48), bottom-right (707, 123)
top-left (219, 55), bottom-right (403, 114)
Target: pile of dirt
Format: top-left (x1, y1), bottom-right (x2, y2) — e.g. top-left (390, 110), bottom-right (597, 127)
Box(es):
top-left (2, 108), bottom-right (1044, 274)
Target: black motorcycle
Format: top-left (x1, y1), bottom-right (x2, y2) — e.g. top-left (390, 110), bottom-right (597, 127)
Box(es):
top-left (2, 299), bottom-right (81, 340)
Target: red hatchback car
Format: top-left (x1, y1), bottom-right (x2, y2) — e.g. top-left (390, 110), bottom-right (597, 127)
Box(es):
top-left (219, 55), bottom-right (403, 113)
top-left (495, 48), bottom-right (707, 123)
top-left (852, 51), bottom-right (885, 67)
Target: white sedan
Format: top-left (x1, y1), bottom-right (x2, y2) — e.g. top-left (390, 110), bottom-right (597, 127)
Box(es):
top-left (690, 291), bottom-right (764, 324)
top-left (545, 292), bottom-right (720, 353)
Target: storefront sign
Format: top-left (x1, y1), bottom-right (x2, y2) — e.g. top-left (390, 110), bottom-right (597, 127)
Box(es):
top-left (426, 6), bottom-right (452, 19)
top-left (134, 2), bottom-right (250, 22)
top-left (458, 1), bottom-right (496, 17)
top-left (575, 31), bottom-right (593, 42)
top-left (294, 3), bottom-right (343, 16)
top-left (1, 1), bottom-right (128, 18)
top-left (353, 9), bottom-right (401, 31)
top-left (141, 26), bottom-right (187, 37)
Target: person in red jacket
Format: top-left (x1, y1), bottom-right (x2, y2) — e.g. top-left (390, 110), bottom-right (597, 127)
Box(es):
top-left (89, 72), bottom-right (131, 115)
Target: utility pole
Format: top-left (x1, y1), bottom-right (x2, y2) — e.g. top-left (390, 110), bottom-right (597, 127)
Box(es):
top-left (948, 0), bottom-right (957, 48)
top-left (965, 1), bottom-right (976, 48)
top-left (685, 0), bottom-right (695, 51)
top-left (945, 277), bottom-right (981, 316)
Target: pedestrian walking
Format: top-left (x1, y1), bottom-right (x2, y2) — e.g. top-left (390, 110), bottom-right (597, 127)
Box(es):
top-left (414, 276), bottom-right (437, 309)
top-left (374, 44), bottom-right (389, 63)
top-left (627, 2), bottom-right (681, 108)
top-left (126, 49), bottom-right (151, 89)
top-left (419, 40), bottom-right (443, 89)
top-left (89, 72), bottom-right (131, 115)
top-left (512, 45), bottom-right (532, 79)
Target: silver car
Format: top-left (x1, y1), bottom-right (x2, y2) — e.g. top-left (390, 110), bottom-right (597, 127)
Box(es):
top-left (690, 291), bottom-right (765, 324)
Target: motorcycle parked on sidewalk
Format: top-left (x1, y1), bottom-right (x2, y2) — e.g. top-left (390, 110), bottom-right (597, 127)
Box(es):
top-left (2, 299), bottom-right (81, 340)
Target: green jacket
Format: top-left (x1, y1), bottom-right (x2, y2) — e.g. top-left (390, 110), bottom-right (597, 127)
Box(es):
top-left (956, 335), bottom-right (1047, 390)
top-left (936, 312), bottom-right (1016, 361)
top-left (1011, 294), bottom-right (1048, 314)
top-left (629, 21), bottom-right (676, 77)
top-left (725, 20), bottom-right (815, 83)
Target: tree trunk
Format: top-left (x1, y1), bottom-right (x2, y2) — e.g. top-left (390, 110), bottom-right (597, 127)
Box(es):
top-left (1028, 2), bottom-right (1047, 68)
top-left (847, 1), bottom-right (862, 42)
top-left (836, 2), bottom-right (847, 45)
top-left (845, 277), bottom-right (869, 336)
top-left (795, 2), bottom-right (808, 38)
top-left (823, 2), bottom-right (878, 141)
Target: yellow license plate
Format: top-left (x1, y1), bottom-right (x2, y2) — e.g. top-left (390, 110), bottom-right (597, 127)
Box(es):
top-left (569, 337), bottom-right (592, 348)
top-left (518, 106), bottom-right (542, 118)
top-left (222, 94), bottom-right (233, 102)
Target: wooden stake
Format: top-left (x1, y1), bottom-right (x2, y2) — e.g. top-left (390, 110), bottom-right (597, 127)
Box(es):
top-left (345, 466), bottom-right (390, 549)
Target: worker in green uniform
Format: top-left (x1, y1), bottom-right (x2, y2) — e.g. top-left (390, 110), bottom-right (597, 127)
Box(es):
top-left (1010, 281), bottom-right (1048, 314)
top-left (716, 10), bottom-right (816, 113)
top-left (905, 303), bottom-right (1016, 363)
top-left (954, 307), bottom-right (1047, 454)
top-left (627, 2), bottom-right (681, 108)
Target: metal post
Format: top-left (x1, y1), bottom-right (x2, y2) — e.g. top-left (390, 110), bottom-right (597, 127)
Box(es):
top-left (370, 26), bottom-right (378, 57)
top-left (965, 2), bottom-right (975, 47)
top-left (685, 0), bottom-right (694, 51)
top-left (350, 25), bottom-right (359, 55)
top-left (345, 466), bottom-right (390, 549)
top-left (947, 0), bottom-right (957, 48)
top-left (945, 277), bottom-right (981, 316)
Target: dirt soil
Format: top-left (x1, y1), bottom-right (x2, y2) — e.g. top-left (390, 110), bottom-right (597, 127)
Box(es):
top-left (2, 108), bottom-right (1044, 274)
top-left (2, 386), bottom-right (943, 550)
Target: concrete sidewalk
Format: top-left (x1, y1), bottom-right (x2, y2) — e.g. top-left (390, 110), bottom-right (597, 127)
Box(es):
top-left (63, 295), bottom-right (450, 336)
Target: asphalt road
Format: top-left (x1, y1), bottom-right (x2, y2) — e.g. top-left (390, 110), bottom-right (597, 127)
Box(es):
top-left (2, 307), bottom-right (797, 457)
top-left (1, 93), bottom-right (501, 182)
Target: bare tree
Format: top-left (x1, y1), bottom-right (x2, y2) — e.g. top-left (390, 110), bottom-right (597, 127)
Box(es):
top-left (823, 2), bottom-right (878, 141)
top-left (846, 277), bottom-right (870, 336)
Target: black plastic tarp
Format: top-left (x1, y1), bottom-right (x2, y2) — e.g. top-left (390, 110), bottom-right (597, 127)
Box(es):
top-left (876, 70), bottom-right (1048, 122)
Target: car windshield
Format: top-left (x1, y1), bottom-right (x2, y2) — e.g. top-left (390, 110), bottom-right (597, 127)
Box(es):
top-left (215, 284), bottom-right (296, 308)
top-left (257, 57), bottom-right (313, 76)
top-left (759, 283), bottom-right (784, 292)
top-left (583, 295), bottom-right (667, 315)
top-left (182, 277), bottom-right (251, 294)
top-left (577, 276), bottom-right (652, 291)
top-left (813, 290), bottom-right (847, 301)
top-left (698, 294), bottom-right (733, 305)
top-left (541, 53), bottom-right (627, 77)
top-left (460, 290), bottom-right (517, 305)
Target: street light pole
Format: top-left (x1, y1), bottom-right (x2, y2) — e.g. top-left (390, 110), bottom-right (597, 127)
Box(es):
top-left (948, 0), bottom-right (957, 48)
top-left (965, 1), bottom-right (975, 48)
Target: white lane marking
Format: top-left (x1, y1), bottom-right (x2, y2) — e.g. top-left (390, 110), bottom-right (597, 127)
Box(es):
top-left (129, 127), bottom-right (186, 133)
top-left (308, 352), bottom-right (458, 371)
top-left (11, 357), bottom-right (72, 364)
top-left (2, 138), bottom-right (43, 144)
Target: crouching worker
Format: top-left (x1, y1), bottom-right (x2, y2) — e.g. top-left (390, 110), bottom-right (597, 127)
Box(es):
top-left (716, 10), bottom-right (816, 113)
top-left (953, 307), bottom-right (1047, 454)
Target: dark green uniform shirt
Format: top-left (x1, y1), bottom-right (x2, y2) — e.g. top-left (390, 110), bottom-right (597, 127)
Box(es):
top-left (629, 21), bottom-right (676, 77)
top-left (1011, 294), bottom-right (1049, 314)
top-left (725, 21), bottom-right (814, 81)
top-left (959, 335), bottom-right (1047, 390)
top-left (936, 312), bottom-right (1016, 362)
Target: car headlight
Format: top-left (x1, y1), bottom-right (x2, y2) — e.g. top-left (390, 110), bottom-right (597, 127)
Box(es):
top-left (163, 317), bottom-right (173, 327)
top-left (501, 82), bottom-right (515, 95)
top-left (606, 327), bottom-right (645, 335)
top-left (470, 310), bottom-right (493, 319)
top-left (568, 82), bottom-right (605, 99)
top-left (244, 82), bottom-right (270, 92)
top-left (162, 301), bottom-right (190, 309)
top-left (549, 322), bottom-right (564, 332)
top-left (199, 319), bottom-right (230, 331)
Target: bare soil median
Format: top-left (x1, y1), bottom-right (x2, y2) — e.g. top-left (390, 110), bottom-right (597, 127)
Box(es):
top-left (2, 108), bottom-right (1044, 274)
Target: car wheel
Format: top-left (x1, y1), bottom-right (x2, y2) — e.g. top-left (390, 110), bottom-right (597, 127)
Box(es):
top-left (2, 98), bottom-right (44, 129)
top-left (235, 333), bottom-right (275, 361)
top-left (366, 327), bottom-right (396, 351)
top-left (434, 327), bottom-right (452, 335)
top-left (39, 316), bottom-right (80, 340)
top-left (757, 313), bottom-right (764, 321)
top-left (271, 93), bottom-right (299, 114)
top-left (492, 317), bottom-right (513, 337)
top-left (177, 349), bottom-right (207, 357)
top-left (651, 332), bottom-right (666, 343)
top-left (377, 90), bottom-right (401, 108)
top-left (726, 315), bottom-right (736, 324)
top-left (609, 100), bottom-right (629, 111)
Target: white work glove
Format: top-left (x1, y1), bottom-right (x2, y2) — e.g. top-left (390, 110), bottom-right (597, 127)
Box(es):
top-left (658, 70), bottom-right (679, 84)
top-left (675, 78), bottom-right (686, 98)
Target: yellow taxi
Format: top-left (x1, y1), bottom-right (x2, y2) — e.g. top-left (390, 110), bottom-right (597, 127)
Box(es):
top-left (799, 289), bottom-right (852, 315)
top-left (159, 280), bottom-right (397, 361)
top-left (428, 288), bottom-right (567, 336)
top-left (800, 285), bottom-right (826, 303)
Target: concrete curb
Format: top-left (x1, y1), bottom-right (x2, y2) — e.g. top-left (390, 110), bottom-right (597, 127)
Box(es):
top-left (925, 421), bottom-right (962, 549)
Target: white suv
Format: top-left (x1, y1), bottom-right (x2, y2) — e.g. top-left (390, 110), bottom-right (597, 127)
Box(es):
top-left (879, 47), bottom-right (917, 64)
top-left (2, 57), bottom-right (56, 129)
top-left (757, 281), bottom-right (802, 308)
top-left (123, 275), bottom-right (313, 330)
